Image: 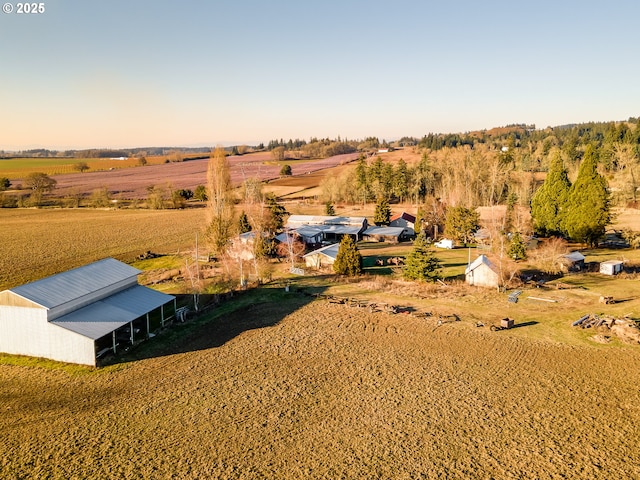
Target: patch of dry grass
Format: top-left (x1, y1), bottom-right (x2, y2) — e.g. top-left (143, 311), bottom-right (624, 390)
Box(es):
top-left (0, 208), bottom-right (206, 290)
top-left (2, 289), bottom-right (640, 479)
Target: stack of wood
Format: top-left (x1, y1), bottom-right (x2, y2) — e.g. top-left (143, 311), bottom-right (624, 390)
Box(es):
top-left (572, 313), bottom-right (608, 329)
top-left (572, 313), bottom-right (640, 344)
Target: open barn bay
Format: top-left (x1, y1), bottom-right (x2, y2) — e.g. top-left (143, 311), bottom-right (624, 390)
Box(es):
top-left (2, 288), bottom-right (640, 479)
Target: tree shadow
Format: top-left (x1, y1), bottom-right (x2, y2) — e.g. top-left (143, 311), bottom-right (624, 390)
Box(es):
top-left (102, 280), bottom-right (327, 366)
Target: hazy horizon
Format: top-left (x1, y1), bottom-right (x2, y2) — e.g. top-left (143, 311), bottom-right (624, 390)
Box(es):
top-left (2, 0), bottom-right (639, 150)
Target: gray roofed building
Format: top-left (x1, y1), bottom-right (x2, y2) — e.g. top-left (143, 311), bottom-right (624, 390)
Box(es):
top-left (303, 243), bottom-right (341, 269)
top-left (465, 254), bottom-right (500, 288)
top-left (0, 258), bottom-right (175, 366)
top-left (285, 215), bottom-right (368, 243)
top-left (10, 257), bottom-right (140, 311)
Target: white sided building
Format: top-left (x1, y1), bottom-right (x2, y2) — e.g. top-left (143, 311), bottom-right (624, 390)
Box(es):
top-left (0, 258), bottom-right (175, 366)
top-left (465, 254), bottom-right (500, 288)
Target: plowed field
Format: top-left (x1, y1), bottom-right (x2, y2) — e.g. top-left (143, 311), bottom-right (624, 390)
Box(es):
top-left (2, 291), bottom-right (639, 479)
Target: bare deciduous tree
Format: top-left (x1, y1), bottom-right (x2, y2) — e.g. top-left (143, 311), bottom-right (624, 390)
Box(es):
top-left (206, 147), bottom-right (235, 255)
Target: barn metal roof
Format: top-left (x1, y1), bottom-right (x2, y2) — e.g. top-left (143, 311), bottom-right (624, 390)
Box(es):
top-left (50, 285), bottom-right (174, 340)
top-left (9, 258), bottom-right (141, 309)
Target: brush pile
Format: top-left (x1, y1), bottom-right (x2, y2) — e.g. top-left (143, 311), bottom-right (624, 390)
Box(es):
top-left (573, 313), bottom-right (640, 344)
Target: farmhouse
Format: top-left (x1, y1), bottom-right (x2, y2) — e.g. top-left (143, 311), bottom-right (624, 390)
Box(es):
top-left (303, 243), bottom-right (340, 270)
top-left (286, 215), bottom-right (368, 243)
top-left (389, 212), bottom-right (416, 237)
top-left (0, 258), bottom-right (175, 366)
top-left (229, 231), bottom-right (269, 261)
top-left (600, 260), bottom-right (624, 275)
top-left (465, 255), bottom-right (500, 288)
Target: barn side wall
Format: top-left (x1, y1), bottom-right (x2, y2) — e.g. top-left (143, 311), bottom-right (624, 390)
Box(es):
top-left (0, 305), bottom-right (96, 366)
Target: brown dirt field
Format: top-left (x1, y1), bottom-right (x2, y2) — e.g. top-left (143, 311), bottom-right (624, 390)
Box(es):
top-left (611, 207), bottom-right (640, 230)
top-left (49, 152), bottom-right (359, 200)
top-left (2, 289), bottom-right (640, 479)
top-left (0, 208), bottom-right (206, 290)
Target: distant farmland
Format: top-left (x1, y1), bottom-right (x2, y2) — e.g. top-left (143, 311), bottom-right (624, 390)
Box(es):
top-left (3, 152), bottom-right (359, 199)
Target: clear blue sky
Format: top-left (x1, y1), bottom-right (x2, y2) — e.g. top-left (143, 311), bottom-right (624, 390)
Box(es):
top-left (1, 0), bottom-right (639, 150)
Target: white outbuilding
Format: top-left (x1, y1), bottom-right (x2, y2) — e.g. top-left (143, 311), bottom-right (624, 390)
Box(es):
top-left (0, 258), bottom-right (175, 366)
top-left (599, 260), bottom-right (624, 276)
top-left (465, 254), bottom-right (500, 288)
top-left (303, 243), bottom-right (340, 270)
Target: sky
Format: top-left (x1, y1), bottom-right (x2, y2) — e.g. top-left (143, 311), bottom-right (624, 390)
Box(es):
top-left (1, 0), bottom-right (639, 150)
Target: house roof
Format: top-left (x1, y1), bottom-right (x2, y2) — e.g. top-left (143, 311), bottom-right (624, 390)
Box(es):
top-left (295, 225), bottom-right (325, 238)
top-left (50, 285), bottom-right (174, 340)
top-left (600, 260), bottom-right (623, 266)
top-left (363, 226), bottom-right (405, 237)
top-left (7, 258), bottom-right (141, 310)
top-left (303, 243), bottom-right (340, 260)
top-left (465, 255), bottom-right (498, 275)
top-left (390, 212), bottom-right (416, 223)
top-left (562, 251), bottom-right (585, 262)
top-left (286, 215), bottom-right (367, 227)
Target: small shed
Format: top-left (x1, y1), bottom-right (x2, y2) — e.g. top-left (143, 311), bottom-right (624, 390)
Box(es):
top-left (465, 255), bottom-right (500, 288)
top-left (303, 243), bottom-right (340, 269)
top-left (559, 251), bottom-right (585, 272)
top-left (600, 260), bottom-right (623, 276)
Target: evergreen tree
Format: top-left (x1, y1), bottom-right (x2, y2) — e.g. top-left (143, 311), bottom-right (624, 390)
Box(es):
top-left (238, 211), bottom-right (252, 234)
top-left (373, 197), bottom-right (391, 226)
top-left (333, 235), bottom-right (362, 276)
top-left (263, 193), bottom-right (288, 234)
top-left (355, 156), bottom-right (369, 203)
top-left (507, 231), bottom-right (527, 260)
top-left (393, 158), bottom-right (409, 202)
top-left (530, 152), bottom-right (570, 236)
top-left (562, 144), bottom-right (611, 245)
top-left (324, 201), bottom-right (336, 216)
top-left (444, 205), bottom-right (479, 246)
top-left (503, 192), bottom-right (518, 233)
top-left (403, 232), bottom-right (441, 282)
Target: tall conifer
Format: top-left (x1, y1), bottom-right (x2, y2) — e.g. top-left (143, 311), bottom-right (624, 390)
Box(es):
top-left (530, 152), bottom-right (570, 236)
top-left (562, 145), bottom-right (611, 245)
top-left (333, 235), bottom-right (362, 276)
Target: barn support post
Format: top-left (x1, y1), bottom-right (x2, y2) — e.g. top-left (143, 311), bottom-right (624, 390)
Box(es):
top-left (129, 321), bottom-right (134, 345)
top-left (161, 304), bottom-right (165, 327)
top-left (146, 313), bottom-right (150, 339)
top-left (112, 330), bottom-right (117, 354)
